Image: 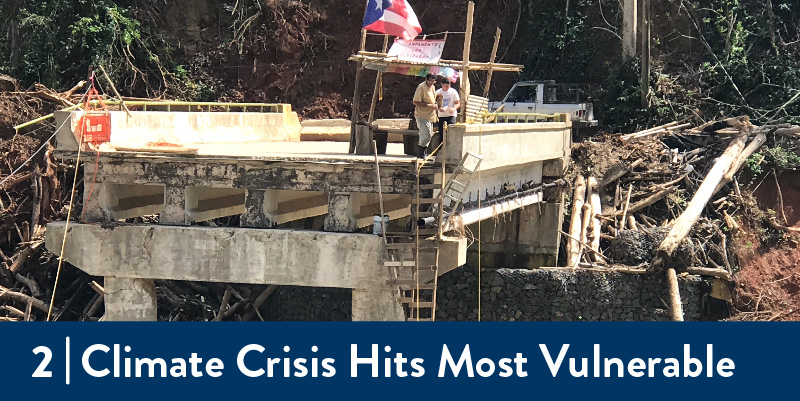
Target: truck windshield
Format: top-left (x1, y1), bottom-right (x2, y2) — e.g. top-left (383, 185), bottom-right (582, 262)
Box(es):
top-left (505, 85), bottom-right (537, 103)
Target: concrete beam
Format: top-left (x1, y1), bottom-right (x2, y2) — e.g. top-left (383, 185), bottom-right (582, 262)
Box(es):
top-left (267, 190), bottom-right (328, 225)
top-left (186, 187), bottom-right (245, 222)
top-left (104, 277), bottom-right (157, 321)
top-left (354, 194), bottom-right (412, 228)
top-left (444, 122), bottom-right (571, 170)
top-left (79, 158), bottom-right (417, 194)
top-left (55, 109), bottom-right (302, 151)
top-left (105, 184), bottom-right (164, 221)
top-left (46, 222), bottom-right (389, 289)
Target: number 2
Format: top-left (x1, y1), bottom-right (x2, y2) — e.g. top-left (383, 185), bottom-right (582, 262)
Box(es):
top-left (32, 346), bottom-right (52, 378)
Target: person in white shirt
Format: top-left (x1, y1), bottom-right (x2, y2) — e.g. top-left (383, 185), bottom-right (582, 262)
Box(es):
top-left (435, 79), bottom-right (460, 143)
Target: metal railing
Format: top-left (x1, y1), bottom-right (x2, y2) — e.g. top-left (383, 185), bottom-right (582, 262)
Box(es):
top-left (477, 112), bottom-right (565, 124)
top-left (97, 101), bottom-right (291, 113)
top-left (14, 101), bottom-right (292, 130)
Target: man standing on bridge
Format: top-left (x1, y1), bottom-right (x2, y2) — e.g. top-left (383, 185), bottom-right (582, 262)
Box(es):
top-left (436, 78), bottom-right (460, 144)
top-left (412, 73), bottom-right (438, 158)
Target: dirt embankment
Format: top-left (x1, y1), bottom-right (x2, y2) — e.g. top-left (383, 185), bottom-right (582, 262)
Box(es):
top-left (733, 171), bottom-right (800, 320)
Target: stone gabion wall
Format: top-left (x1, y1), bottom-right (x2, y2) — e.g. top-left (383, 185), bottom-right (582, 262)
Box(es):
top-left (261, 287), bottom-right (351, 321)
top-left (436, 266), bottom-right (707, 321)
top-left (260, 266), bottom-right (708, 321)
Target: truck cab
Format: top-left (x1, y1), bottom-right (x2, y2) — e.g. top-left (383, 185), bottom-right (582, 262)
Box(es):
top-left (489, 80), bottom-right (598, 127)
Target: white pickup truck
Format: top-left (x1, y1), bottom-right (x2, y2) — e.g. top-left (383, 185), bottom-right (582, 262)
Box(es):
top-left (488, 80), bottom-right (598, 127)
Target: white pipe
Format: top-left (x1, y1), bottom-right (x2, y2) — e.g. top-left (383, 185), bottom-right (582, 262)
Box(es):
top-left (445, 191), bottom-right (542, 231)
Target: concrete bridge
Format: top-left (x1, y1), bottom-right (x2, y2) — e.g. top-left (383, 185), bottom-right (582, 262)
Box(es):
top-left (45, 103), bottom-right (571, 321)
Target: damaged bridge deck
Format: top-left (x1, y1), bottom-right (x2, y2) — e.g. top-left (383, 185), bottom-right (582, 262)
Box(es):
top-left (45, 104), bottom-right (572, 321)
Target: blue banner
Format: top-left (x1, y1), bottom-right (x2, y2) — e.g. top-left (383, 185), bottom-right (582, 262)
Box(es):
top-left (0, 322), bottom-right (795, 400)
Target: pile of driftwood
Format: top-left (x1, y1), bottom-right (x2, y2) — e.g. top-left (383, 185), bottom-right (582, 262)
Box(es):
top-left (0, 80), bottom-right (89, 321)
top-left (565, 116), bottom-right (800, 321)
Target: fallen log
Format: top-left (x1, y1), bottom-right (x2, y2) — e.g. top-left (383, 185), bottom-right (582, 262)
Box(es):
top-left (559, 230), bottom-right (608, 263)
top-left (242, 285), bottom-right (278, 321)
top-left (620, 183), bottom-right (633, 229)
top-left (599, 159), bottom-right (644, 189)
top-left (0, 172), bottom-right (33, 191)
top-left (685, 266), bottom-right (732, 281)
top-left (540, 264), bottom-right (647, 274)
top-left (666, 268), bottom-right (684, 321)
top-left (0, 285), bottom-right (49, 313)
top-left (567, 175), bottom-right (586, 267)
top-left (14, 273), bottom-right (41, 297)
top-left (713, 132), bottom-right (767, 195)
top-left (60, 80), bottom-right (86, 98)
top-left (688, 116), bottom-right (749, 134)
top-left (621, 121), bottom-right (678, 141)
top-left (588, 177), bottom-right (602, 261)
top-left (8, 241), bottom-right (43, 273)
top-left (580, 204), bottom-right (592, 262)
top-left (651, 128), bottom-right (749, 321)
top-left (610, 188), bottom-right (673, 217)
top-left (774, 126), bottom-right (800, 136)
top-left (652, 130), bottom-right (749, 270)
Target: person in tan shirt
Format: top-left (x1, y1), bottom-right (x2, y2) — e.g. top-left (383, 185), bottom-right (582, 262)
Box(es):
top-left (412, 73), bottom-right (438, 157)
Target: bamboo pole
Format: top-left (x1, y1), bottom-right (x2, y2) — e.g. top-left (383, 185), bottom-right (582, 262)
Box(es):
top-left (567, 175), bottom-right (586, 267)
top-left (482, 28), bottom-right (501, 98)
top-left (349, 28), bottom-right (368, 154)
top-left (368, 35), bottom-right (390, 123)
top-left (459, 1), bottom-right (474, 123)
top-left (373, 140), bottom-right (387, 243)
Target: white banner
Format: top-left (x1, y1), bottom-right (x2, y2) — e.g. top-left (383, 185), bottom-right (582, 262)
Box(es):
top-left (386, 39), bottom-right (445, 63)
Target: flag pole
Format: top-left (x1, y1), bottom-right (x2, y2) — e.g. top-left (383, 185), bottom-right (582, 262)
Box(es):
top-left (459, 1), bottom-right (475, 123)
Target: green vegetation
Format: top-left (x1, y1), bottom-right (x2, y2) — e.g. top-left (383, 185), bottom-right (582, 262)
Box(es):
top-left (0, 0), bottom-right (798, 125)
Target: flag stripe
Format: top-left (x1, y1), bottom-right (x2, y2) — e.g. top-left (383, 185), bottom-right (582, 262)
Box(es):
top-left (362, 0), bottom-right (421, 40)
top-left (383, 11), bottom-right (421, 36)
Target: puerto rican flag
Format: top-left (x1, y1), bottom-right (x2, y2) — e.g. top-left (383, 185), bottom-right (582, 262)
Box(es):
top-left (363, 0), bottom-right (422, 40)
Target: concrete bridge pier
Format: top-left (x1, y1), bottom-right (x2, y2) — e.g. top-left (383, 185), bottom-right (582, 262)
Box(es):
top-left (45, 222), bottom-right (411, 322)
top-left (104, 277), bottom-right (158, 321)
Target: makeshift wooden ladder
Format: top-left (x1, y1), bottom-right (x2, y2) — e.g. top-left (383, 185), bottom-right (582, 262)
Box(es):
top-left (383, 150), bottom-right (482, 321)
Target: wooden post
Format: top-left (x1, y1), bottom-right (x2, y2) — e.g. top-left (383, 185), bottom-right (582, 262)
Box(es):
top-left (588, 176), bottom-right (602, 261)
top-left (368, 35), bottom-right (390, 123)
top-left (349, 28), bottom-right (368, 154)
top-left (622, 0), bottom-right (637, 61)
top-left (567, 175), bottom-right (586, 267)
top-left (666, 267), bottom-right (683, 321)
top-left (459, 1), bottom-right (474, 123)
top-left (482, 28), bottom-right (501, 98)
top-left (640, 0), bottom-right (650, 106)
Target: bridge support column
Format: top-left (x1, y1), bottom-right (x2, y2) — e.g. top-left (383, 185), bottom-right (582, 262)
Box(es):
top-left (352, 287), bottom-right (405, 321)
top-left (325, 193), bottom-right (357, 232)
top-left (104, 277), bottom-right (157, 321)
